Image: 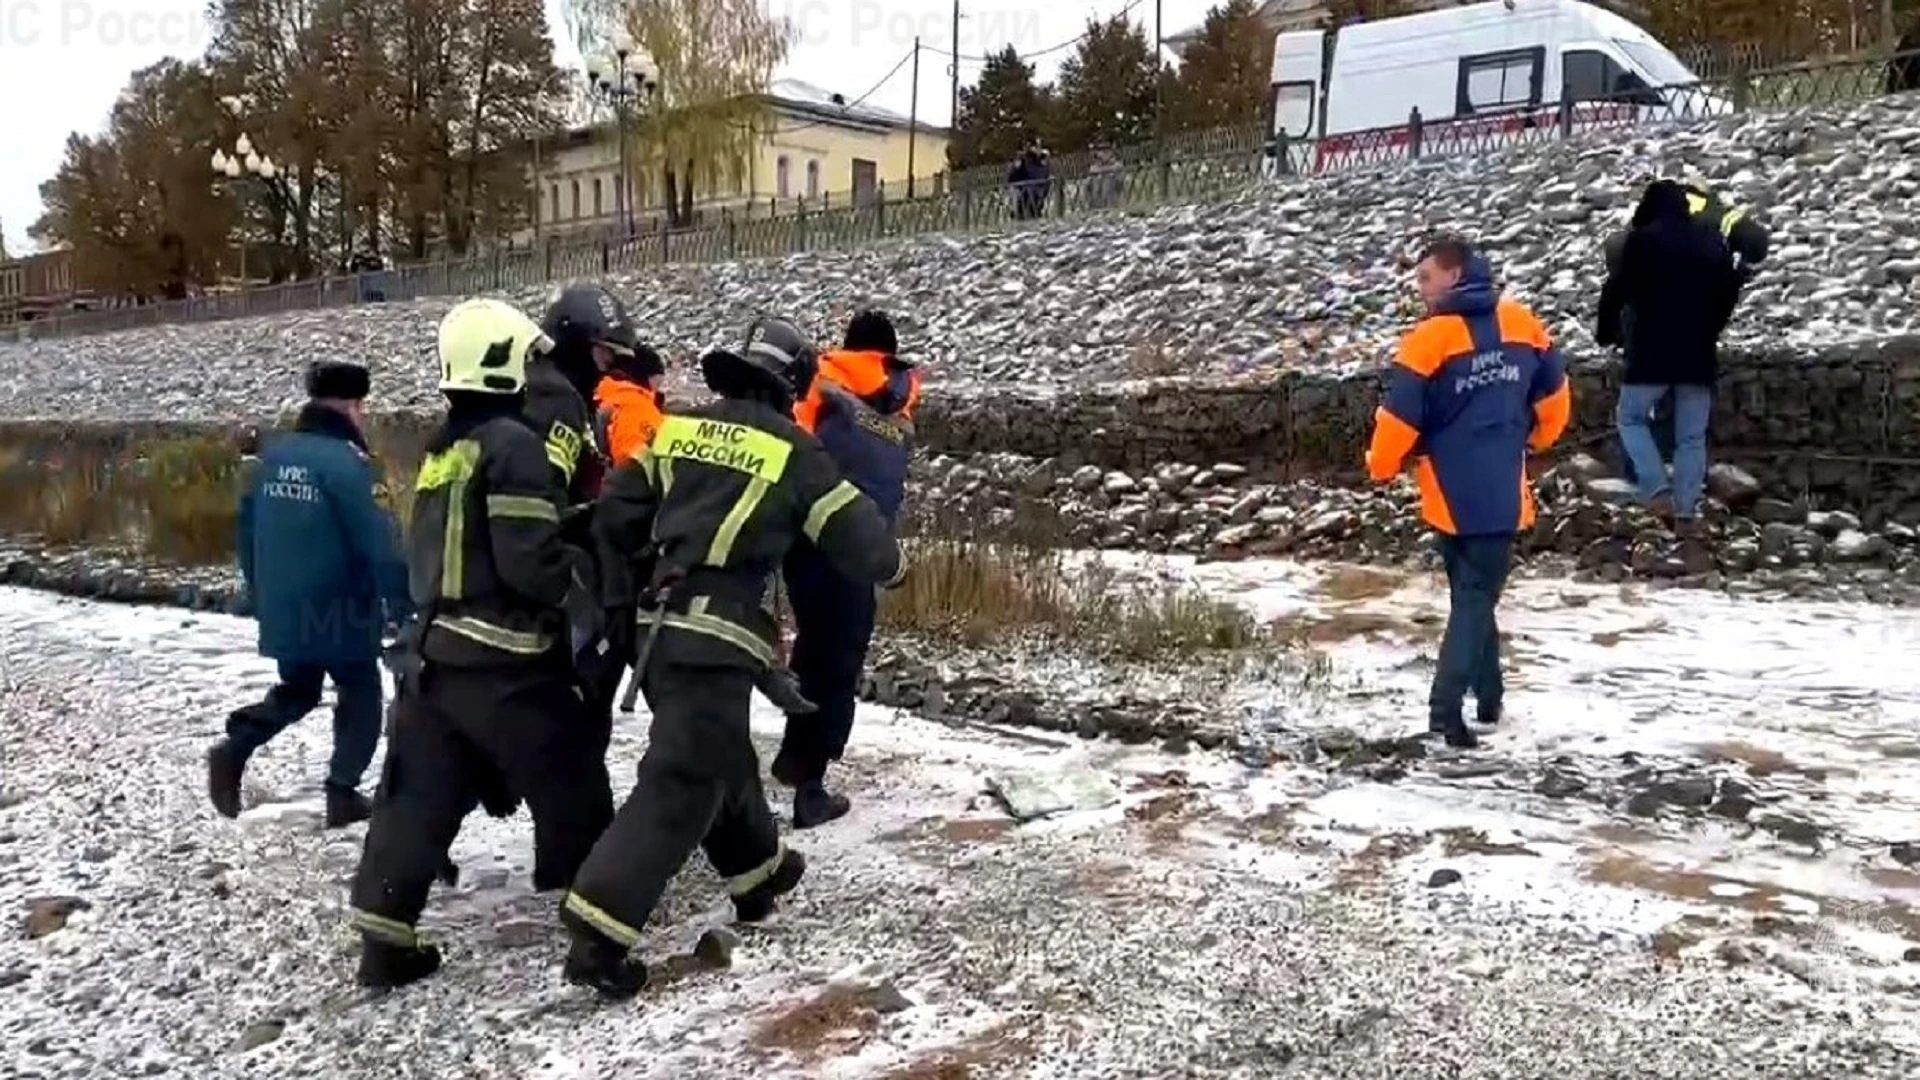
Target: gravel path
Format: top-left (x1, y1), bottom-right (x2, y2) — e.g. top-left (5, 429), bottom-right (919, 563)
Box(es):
top-left (2, 98), bottom-right (1918, 423)
top-left (1, 587), bottom-right (1918, 1078)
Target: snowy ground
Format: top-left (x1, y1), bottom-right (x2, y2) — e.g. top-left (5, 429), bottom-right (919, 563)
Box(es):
top-left (3, 570), bottom-right (1920, 1079)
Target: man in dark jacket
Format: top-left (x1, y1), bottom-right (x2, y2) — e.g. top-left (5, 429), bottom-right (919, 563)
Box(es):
top-left (1597, 180), bottom-right (1744, 528)
top-left (347, 298), bottom-right (615, 991)
top-left (207, 360), bottom-right (410, 828)
top-left (773, 310), bottom-right (918, 827)
top-left (560, 316), bottom-right (906, 1000)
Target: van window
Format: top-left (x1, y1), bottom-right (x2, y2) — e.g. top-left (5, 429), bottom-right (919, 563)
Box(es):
top-left (1271, 81), bottom-right (1315, 140)
top-left (1563, 49), bottom-right (1657, 103)
top-left (1457, 49), bottom-right (1543, 114)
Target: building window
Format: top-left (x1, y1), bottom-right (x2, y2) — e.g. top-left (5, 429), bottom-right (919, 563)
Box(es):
top-left (593, 177), bottom-right (603, 217)
top-left (806, 159), bottom-right (820, 198)
top-left (550, 184), bottom-right (560, 222)
top-left (777, 155), bottom-right (791, 198)
top-left (570, 179), bottom-right (581, 219)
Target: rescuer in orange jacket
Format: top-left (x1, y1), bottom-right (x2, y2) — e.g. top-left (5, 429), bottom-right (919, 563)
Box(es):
top-left (1365, 235), bottom-right (1570, 749)
top-left (594, 343), bottom-right (668, 465)
top-left (771, 310), bottom-right (920, 827)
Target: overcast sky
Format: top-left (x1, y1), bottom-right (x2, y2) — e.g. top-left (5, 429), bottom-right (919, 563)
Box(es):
top-left (0, 0), bottom-right (1224, 255)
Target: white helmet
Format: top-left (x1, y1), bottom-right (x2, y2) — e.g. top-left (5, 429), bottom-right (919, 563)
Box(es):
top-left (436, 298), bottom-right (552, 395)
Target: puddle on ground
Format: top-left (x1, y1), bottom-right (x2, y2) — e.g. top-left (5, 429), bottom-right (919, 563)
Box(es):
top-left (1696, 740), bottom-right (1852, 780)
top-left (1273, 610), bottom-right (1441, 646)
top-left (1311, 565), bottom-right (1410, 603)
top-left (1581, 845), bottom-right (1920, 940)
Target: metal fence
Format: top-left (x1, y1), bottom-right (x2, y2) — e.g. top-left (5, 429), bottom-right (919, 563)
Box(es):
top-left (18, 50), bottom-right (1916, 342)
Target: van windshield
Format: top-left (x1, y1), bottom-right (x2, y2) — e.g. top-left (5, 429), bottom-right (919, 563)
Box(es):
top-left (1615, 40), bottom-right (1697, 87)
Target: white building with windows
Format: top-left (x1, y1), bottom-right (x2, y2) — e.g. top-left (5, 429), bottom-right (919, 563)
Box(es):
top-left (520, 79), bottom-right (949, 241)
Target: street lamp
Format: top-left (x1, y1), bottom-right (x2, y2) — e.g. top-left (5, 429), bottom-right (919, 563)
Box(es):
top-left (210, 130), bottom-right (276, 286)
top-left (587, 29), bottom-right (659, 238)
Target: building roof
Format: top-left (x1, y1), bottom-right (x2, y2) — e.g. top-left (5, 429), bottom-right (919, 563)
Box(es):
top-left (552, 78), bottom-right (946, 145)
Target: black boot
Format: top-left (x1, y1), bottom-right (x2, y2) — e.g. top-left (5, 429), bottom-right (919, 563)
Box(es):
top-left (356, 938), bottom-right (442, 990)
top-left (1430, 719), bottom-right (1480, 750)
top-left (206, 740), bottom-right (248, 819)
top-left (732, 848), bottom-right (807, 923)
top-left (792, 781), bottom-right (850, 830)
top-left (560, 911), bottom-right (648, 1001)
top-left (1475, 703), bottom-right (1503, 727)
top-left (324, 785), bottom-right (373, 829)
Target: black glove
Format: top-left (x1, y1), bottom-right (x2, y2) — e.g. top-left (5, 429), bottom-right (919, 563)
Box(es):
top-left (756, 666), bottom-right (818, 715)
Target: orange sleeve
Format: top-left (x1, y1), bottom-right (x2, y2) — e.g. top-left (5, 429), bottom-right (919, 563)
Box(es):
top-left (792, 386), bottom-right (823, 434)
top-left (1500, 300), bottom-right (1571, 451)
top-left (607, 398), bottom-right (663, 464)
top-left (1366, 320), bottom-right (1458, 481)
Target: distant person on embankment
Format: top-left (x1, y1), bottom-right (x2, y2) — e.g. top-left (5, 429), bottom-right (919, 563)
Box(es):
top-left (208, 360), bottom-right (412, 827)
top-left (1596, 179), bottom-right (1756, 533)
top-left (1365, 236), bottom-right (1571, 749)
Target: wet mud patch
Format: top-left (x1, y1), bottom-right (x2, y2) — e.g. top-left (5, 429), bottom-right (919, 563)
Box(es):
top-left (1312, 565), bottom-right (1410, 603)
top-left (877, 1019), bottom-right (1040, 1079)
top-left (1272, 609), bottom-right (1441, 647)
top-left (1581, 845), bottom-right (1920, 941)
top-left (1332, 832), bottom-right (1428, 890)
top-left (1434, 827), bottom-right (1541, 858)
top-left (1697, 740), bottom-right (1853, 781)
top-left (1589, 618), bottom-right (1671, 648)
top-left (750, 984), bottom-right (887, 1066)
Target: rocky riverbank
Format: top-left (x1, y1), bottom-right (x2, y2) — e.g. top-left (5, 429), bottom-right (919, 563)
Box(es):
top-left (0, 98), bottom-right (1916, 424)
top-left (915, 451), bottom-right (1920, 604)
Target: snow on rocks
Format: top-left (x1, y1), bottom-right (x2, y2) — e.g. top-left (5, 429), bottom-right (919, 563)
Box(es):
top-left (911, 451), bottom-right (1920, 602)
top-left (4, 587), bottom-right (1920, 1075)
top-left (5, 99), bottom-right (1920, 424)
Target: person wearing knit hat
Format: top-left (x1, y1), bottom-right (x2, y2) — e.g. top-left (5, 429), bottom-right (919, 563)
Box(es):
top-left (208, 358), bottom-right (411, 831)
top-left (775, 309), bottom-right (921, 828)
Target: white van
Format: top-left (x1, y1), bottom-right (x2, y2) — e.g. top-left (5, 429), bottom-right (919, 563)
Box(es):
top-left (1268, 0), bottom-right (1718, 173)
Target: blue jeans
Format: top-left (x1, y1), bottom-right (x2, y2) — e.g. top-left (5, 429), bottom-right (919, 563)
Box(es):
top-left (227, 659), bottom-right (384, 789)
top-left (1430, 534), bottom-right (1513, 729)
top-left (1617, 384), bottom-right (1712, 519)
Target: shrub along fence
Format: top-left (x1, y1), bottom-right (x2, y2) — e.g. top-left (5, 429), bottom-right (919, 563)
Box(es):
top-left (17, 50), bottom-right (1915, 342)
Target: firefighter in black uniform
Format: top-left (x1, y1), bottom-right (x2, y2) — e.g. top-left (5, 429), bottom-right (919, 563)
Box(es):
top-left (559, 317), bottom-right (906, 999)
top-left (531, 283), bottom-right (650, 716)
top-left (349, 298), bottom-right (616, 990)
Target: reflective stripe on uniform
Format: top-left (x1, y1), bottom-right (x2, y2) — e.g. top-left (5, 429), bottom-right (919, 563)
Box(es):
top-left (803, 480), bottom-right (862, 543)
top-left (563, 890), bottom-right (641, 947)
top-left (437, 615), bottom-right (552, 654)
top-left (658, 457), bottom-right (675, 494)
top-left (545, 421), bottom-right (584, 481)
top-left (662, 599), bottom-right (775, 666)
top-left (486, 494), bottom-right (558, 521)
top-left (708, 478), bottom-right (772, 565)
top-left (417, 440), bottom-right (481, 599)
top-left (727, 841), bottom-right (787, 897)
top-left (352, 909), bottom-right (422, 947)
top-left (653, 415), bottom-right (792, 483)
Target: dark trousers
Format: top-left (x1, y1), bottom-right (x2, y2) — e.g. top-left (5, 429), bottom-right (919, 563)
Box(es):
top-left (349, 661), bottom-right (615, 946)
top-left (778, 546), bottom-right (878, 782)
top-left (227, 658), bottom-right (383, 789)
top-left (1429, 533), bottom-right (1514, 728)
top-left (563, 657), bottom-right (783, 948)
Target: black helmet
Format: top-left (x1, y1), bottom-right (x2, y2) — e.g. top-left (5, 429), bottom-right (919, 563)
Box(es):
top-left (701, 317), bottom-right (818, 403)
top-left (540, 283), bottom-right (641, 359)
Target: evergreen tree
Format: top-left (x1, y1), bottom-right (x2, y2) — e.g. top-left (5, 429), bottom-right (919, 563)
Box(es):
top-left (1049, 16), bottom-right (1162, 153)
top-left (948, 45), bottom-right (1049, 170)
top-left (1170, 0), bottom-right (1274, 132)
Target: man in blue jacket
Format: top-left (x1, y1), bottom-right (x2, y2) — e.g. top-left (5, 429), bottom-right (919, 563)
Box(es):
top-left (1365, 237), bottom-right (1571, 748)
top-left (208, 361), bottom-right (412, 827)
